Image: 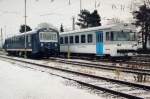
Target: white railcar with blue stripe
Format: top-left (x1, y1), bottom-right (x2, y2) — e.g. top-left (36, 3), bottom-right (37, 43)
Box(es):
top-left (60, 24), bottom-right (138, 57)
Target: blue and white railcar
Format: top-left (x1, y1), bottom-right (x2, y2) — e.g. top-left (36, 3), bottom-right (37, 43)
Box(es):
top-left (3, 28), bottom-right (59, 58)
top-left (60, 24), bottom-right (138, 57)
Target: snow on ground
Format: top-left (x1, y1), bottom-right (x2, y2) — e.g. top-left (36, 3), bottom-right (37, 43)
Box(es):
top-left (4, 55), bottom-right (150, 86)
top-left (0, 59), bottom-right (103, 99)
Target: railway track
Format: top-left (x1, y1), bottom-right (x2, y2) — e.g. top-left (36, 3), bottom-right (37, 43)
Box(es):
top-left (59, 54), bottom-right (150, 69)
top-left (49, 57), bottom-right (150, 76)
top-left (1, 51), bottom-right (150, 81)
top-left (1, 50), bottom-right (150, 68)
top-left (130, 56), bottom-right (150, 63)
top-left (125, 55), bottom-right (150, 67)
top-left (0, 55), bottom-right (150, 99)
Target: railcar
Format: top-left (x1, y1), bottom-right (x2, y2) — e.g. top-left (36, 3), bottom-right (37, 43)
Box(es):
top-left (60, 24), bottom-right (138, 58)
top-left (3, 28), bottom-right (59, 58)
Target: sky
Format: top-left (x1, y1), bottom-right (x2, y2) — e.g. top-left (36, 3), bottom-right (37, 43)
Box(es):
top-left (0, 0), bottom-right (143, 38)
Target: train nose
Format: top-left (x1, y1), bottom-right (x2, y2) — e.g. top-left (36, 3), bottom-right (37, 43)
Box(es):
top-left (41, 43), bottom-right (59, 56)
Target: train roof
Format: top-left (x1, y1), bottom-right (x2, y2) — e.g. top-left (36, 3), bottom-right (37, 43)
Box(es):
top-left (60, 24), bottom-right (137, 35)
top-left (6, 27), bottom-right (58, 40)
top-left (16, 27), bottom-right (58, 36)
top-left (16, 30), bottom-right (38, 36)
top-left (5, 30), bottom-right (37, 40)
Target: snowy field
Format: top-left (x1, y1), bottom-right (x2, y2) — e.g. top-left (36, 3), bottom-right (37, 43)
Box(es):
top-left (0, 59), bottom-right (105, 99)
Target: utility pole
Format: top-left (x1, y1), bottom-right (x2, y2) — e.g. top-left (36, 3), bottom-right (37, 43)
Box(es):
top-left (80, 0), bottom-right (82, 13)
top-left (0, 28), bottom-right (3, 49)
top-left (68, 0), bottom-right (71, 5)
top-left (95, 0), bottom-right (97, 10)
top-left (72, 16), bottom-right (75, 30)
top-left (24, 0), bottom-right (27, 58)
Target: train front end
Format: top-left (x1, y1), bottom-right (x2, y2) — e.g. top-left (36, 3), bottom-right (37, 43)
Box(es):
top-left (104, 30), bottom-right (138, 57)
top-left (39, 28), bottom-right (59, 57)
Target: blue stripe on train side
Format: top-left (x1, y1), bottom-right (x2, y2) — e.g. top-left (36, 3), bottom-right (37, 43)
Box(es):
top-left (96, 31), bottom-right (103, 55)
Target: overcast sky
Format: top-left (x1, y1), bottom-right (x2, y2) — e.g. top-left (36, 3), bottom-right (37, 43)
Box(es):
top-left (0, 0), bottom-right (142, 37)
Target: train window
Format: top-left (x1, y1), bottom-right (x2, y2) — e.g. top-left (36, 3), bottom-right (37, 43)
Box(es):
top-left (81, 35), bottom-right (86, 43)
top-left (69, 36), bottom-right (74, 44)
top-left (28, 35), bottom-right (31, 43)
top-left (60, 37), bottom-right (64, 44)
top-left (20, 36), bottom-right (23, 41)
top-left (17, 37), bottom-right (19, 42)
top-left (97, 33), bottom-right (103, 42)
top-left (14, 37), bottom-right (15, 42)
top-left (109, 31), bottom-right (135, 41)
top-left (10, 38), bottom-right (12, 44)
top-left (129, 32), bottom-right (136, 41)
top-left (9, 39), bottom-right (11, 44)
top-left (10, 39), bottom-right (11, 44)
top-left (52, 34), bottom-right (57, 41)
top-left (110, 32), bottom-right (114, 41)
top-left (14, 37), bottom-right (16, 42)
top-left (12, 38), bottom-right (14, 43)
top-left (100, 33), bottom-right (103, 42)
top-left (39, 32), bottom-right (57, 42)
top-left (87, 34), bottom-right (93, 43)
top-left (106, 32), bottom-right (110, 41)
top-left (65, 36), bottom-right (68, 44)
top-left (75, 35), bottom-right (79, 43)
top-left (15, 37), bottom-right (17, 42)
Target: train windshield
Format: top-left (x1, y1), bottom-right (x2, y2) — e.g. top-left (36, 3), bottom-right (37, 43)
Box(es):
top-left (39, 32), bottom-right (57, 42)
top-left (109, 31), bottom-right (136, 41)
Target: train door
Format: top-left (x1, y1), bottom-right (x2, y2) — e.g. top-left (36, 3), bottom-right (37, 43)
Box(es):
top-left (32, 34), bottom-right (38, 53)
top-left (96, 31), bottom-right (103, 55)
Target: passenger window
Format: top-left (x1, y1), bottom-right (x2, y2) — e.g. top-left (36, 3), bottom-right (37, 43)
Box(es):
top-left (65, 36), bottom-right (68, 44)
top-left (87, 34), bottom-right (93, 43)
top-left (110, 32), bottom-right (114, 41)
top-left (75, 35), bottom-right (79, 43)
top-left (14, 37), bottom-right (16, 42)
top-left (10, 39), bottom-right (12, 44)
top-left (12, 38), bottom-right (13, 43)
top-left (69, 36), bottom-right (74, 44)
top-left (60, 37), bottom-right (64, 44)
top-left (106, 32), bottom-right (110, 41)
top-left (81, 35), bottom-right (86, 43)
top-left (28, 35), bottom-right (31, 43)
top-left (20, 36), bottom-right (23, 41)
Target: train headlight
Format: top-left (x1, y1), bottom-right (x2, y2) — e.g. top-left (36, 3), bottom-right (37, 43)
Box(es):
top-left (29, 43), bottom-right (31, 47)
top-left (132, 43), bottom-right (138, 47)
top-left (134, 44), bottom-right (137, 46)
top-left (41, 43), bottom-right (44, 46)
top-left (117, 43), bottom-right (121, 46)
top-left (54, 43), bottom-right (57, 47)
